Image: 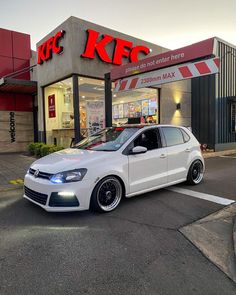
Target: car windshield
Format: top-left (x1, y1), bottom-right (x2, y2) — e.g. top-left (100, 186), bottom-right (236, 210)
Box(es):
top-left (74, 127), bottom-right (140, 151)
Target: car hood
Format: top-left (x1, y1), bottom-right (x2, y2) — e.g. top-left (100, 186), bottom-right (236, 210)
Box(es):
top-left (30, 148), bottom-right (114, 174)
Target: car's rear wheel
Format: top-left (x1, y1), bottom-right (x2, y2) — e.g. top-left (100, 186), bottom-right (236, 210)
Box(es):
top-left (90, 176), bottom-right (123, 213)
top-left (187, 160), bottom-right (204, 185)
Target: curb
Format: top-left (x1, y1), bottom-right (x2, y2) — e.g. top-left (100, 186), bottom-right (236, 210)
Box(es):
top-left (233, 217), bottom-right (236, 262)
top-left (203, 149), bottom-right (236, 158)
top-left (180, 203), bottom-right (236, 284)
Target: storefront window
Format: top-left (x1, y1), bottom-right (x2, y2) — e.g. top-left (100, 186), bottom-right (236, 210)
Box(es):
top-left (231, 102), bottom-right (236, 132)
top-left (44, 77), bottom-right (74, 147)
top-left (112, 87), bottom-right (159, 125)
top-left (44, 76), bottom-right (159, 148)
top-left (78, 77), bottom-right (105, 137)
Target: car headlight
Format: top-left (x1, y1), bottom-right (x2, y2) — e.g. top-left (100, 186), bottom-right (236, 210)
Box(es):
top-left (50, 169), bottom-right (87, 184)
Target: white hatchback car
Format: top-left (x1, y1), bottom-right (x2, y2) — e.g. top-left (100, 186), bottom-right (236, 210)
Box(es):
top-left (24, 125), bottom-right (204, 213)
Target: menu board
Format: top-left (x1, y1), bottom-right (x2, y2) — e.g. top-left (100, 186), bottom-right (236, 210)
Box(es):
top-left (113, 98), bottom-right (158, 119)
top-left (142, 100), bottom-right (149, 116)
top-left (149, 98), bottom-right (157, 115)
top-left (113, 105), bottom-right (119, 119)
top-left (129, 102), bottom-right (135, 118)
top-left (118, 104), bottom-right (124, 118)
top-left (134, 101), bottom-right (142, 117)
top-left (123, 103), bottom-right (129, 118)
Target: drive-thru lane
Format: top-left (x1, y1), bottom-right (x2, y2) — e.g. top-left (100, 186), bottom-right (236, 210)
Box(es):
top-left (0, 156), bottom-right (235, 295)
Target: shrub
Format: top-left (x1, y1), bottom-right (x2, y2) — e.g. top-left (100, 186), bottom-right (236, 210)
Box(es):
top-left (48, 145), bottom-right (64, 154)
top-left (27, 143), bottom-right (64, 158)
top-left (27, 142), bottom-right (44, 156)
top-left (40, 144), bottom-right (55, 157)
top-left (28, 142), bottom-right (36, 155)
top-left (34, 143), bottom-right (45, 157)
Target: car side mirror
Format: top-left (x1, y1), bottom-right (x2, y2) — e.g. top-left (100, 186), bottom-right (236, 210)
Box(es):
top-left (131, 146), bottom-right (147, 154)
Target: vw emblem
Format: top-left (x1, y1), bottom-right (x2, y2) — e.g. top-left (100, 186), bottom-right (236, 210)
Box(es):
top-left (34, 169), bottom-right (40, 178)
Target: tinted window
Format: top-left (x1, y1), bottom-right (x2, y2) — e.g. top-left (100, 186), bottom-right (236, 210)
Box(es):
top-left (162, 127), bottom-right (184, 146)
top-left (134, 129), bottom-right (160, 150)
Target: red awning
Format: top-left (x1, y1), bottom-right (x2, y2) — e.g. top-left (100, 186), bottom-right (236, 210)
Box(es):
top-left (0, 78), bottom-right (37, 94)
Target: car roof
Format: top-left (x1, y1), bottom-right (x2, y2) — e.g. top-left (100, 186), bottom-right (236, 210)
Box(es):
top-left (112, 124), bottom-right (185, 129)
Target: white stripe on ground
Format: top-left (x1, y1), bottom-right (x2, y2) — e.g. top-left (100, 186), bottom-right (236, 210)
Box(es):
top-left (219, 155), bottom-right (236, 159)
top-left (167, 186), bottom-right (235, 205)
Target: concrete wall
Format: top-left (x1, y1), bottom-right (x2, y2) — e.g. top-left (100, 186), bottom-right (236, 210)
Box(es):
top-left (160, 80), bottom-right (191, 127)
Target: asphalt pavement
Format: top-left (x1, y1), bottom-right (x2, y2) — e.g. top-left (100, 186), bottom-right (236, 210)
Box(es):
top-left (0, 154), bottom-right (236, 294)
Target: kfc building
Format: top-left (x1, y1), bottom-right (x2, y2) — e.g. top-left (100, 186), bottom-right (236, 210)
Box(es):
top-left (1, 16), bottom-right (236, 152)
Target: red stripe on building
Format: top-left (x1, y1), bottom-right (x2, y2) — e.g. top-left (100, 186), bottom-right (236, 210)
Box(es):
top-left (178, 66), bottom-right (193, 78)
top-left (119, 80), bottom-right (128, 91)
top-left (195, 61), bottom-right (211, 74)
top-left (129, 77), bottom-right (139, 89)
top-left (213, 58), bottom-right (220, 68)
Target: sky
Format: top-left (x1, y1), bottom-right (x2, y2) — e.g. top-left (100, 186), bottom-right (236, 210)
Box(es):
top-left (0, 0), bottom-right (236, 51)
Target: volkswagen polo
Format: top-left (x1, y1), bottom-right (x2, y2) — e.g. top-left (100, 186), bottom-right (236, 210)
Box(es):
top-left (24, 125), bottom-right (204, 213)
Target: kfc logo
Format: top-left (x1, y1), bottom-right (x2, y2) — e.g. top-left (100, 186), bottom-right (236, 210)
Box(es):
top-left (81, 29), bottom-right (151, 65)
top-left (37, 30), bottom-right (65, 64)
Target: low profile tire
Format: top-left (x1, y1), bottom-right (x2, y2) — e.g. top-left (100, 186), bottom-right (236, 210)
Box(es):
top-left (187, 160), bottom-right (204, 185)
top-left (90, 176), bottom-right (123, 213)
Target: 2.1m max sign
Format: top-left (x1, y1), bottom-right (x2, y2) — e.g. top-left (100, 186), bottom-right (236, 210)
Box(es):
top-left (37, 29), bottom-right (151, 65)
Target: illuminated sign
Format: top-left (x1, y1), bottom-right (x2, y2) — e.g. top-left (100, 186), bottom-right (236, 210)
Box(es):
top-left (81, 29), bottom-right (151, 65)
top-left (37, 30), bottom-right (65, 64)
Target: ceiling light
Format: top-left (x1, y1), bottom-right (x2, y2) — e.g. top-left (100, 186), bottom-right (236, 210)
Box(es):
top-left (82, 96), bottom-right (85, 99)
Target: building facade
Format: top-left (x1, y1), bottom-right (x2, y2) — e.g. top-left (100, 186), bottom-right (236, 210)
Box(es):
top-left (1, 17), bottom-right (235, 153)
top-left (35, 16), bottom-right (191, 147)
top-left (0, 28), bottom-right (37, 153)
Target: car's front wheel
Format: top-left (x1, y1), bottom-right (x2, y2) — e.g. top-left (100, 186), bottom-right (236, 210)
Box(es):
top-left (187, 160), bottom-right (204, 185)
top-left (90, 176), bottom-right (123, 213)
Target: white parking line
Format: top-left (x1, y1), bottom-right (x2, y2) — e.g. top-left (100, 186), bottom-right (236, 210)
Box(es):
top-left (167, 187), bottom-right (235, 205)
top-left (219, 155), bottom-right (236, 159)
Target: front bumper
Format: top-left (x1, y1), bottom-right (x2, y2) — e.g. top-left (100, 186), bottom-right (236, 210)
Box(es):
top-left (23, 173), bottom-right (93, 212)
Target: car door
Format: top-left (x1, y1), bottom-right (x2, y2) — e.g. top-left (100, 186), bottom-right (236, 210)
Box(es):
top-left (161, 127), bottom-right (190, 183)
top-left (128, 127), bottom-right (168, 194)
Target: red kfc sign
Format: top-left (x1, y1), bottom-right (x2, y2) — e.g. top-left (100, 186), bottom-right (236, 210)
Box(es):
top-left (37, 31), bottom-right (65, 64)
top-left (48, 95), bottom-right (56, 118)
top-left (81, 29), bottom-right (151, 65)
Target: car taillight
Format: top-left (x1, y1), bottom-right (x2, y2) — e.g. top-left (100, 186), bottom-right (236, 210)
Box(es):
top-left (200, 144), bottom-right (207, 152)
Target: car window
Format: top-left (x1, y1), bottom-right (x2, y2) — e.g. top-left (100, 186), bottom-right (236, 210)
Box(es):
top-left (133, 129), bottom-right (160, 151)
top-left (180, 128), bottom-right (190, 142)
top-left (162, 127), bottom-right (185, 147)
top-left (74, 127), bottom-right (140, 151)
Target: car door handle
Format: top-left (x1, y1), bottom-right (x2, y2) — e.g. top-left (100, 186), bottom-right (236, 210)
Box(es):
top-left (185, 148), bottom-right (191, 152)
top-left (160, 154), bottom-right (166, 158)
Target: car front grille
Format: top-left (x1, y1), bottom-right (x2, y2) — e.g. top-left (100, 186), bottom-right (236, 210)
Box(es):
top-left (29, 168), bottom-right (52, 180)
top-left (24, 186), bottom-right (48, 205)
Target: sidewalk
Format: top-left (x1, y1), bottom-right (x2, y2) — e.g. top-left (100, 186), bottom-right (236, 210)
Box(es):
top-left (0, 153), bottom-right (35, 192)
